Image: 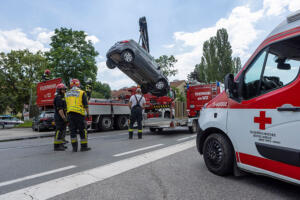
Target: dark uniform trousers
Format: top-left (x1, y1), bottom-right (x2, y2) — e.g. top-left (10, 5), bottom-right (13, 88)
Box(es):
top-left (129, 105), bottom-right (143, 139)
top-left (54, 120), bottom-right (67, 148)
top-left (68, 112), bottom-right (88, 149)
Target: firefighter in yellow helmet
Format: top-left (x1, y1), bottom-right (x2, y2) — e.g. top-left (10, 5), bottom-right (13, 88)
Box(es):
top-left (65, 79), bottom-right (91, 152)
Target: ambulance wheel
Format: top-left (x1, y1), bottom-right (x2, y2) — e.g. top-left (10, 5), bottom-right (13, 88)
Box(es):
top-left (188, 120), bottom-right (197, 133)
top-left (116, 115), bottom-right (128, 130)
top-left (100, 116), bottom-right (113, 131)
top-left (203, 133), bottom-right (233, 176)
top-left (121, 50), bottom-right (134, 63)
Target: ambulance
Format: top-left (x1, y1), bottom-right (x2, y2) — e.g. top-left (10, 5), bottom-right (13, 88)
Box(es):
top-left (197, 10), bottom-right (300, 185)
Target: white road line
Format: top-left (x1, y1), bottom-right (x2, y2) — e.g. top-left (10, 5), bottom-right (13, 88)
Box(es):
top-left (176, 135), bottom-right (196, 142)
top-left (113, 144), bottom-right (164, 157)
top-left (0, 140), bottom-right (195, 200)
top-left (0, 165), bottom-right (76, 188)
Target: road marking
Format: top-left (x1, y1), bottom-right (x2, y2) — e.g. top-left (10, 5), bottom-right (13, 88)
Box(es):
top-left (176, 135), bottom-right (196, 142)
top-left (0, 140), bottom-right (195, 200)
top-left (113, 144), bottom-right (164, 157)
top-left (0, 165), bottom-right (76, 188)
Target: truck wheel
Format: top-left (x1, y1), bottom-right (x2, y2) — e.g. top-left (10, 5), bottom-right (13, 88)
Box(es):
top-left (121, 50), bottom-right (134, 63)
top-left (116, 115), bottom-right (128, 130)
top-left (150, 128), bottom-right (156, 132)
top-left (188, 120), bottom-right (197, 133)
top-left (100, 116), bottom-right (113, 131)
top-left (106, 59), bottom-right (116, 69)
top-left (203, 133), bottom-right (234, 176)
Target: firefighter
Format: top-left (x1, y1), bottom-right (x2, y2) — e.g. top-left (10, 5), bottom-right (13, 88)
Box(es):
top-left (53, 83), bottom-right (67, 151)
top-left (65, 79), bottom-right (91, 152)
top-left (128, 87), bottom-right (146, 139)
top-left (85, 78), bottom-right (92, 101)
top-left (42, 69), bottom-right (51, 81)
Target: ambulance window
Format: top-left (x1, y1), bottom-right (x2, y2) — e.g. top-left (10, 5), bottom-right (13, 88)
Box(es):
top-left (243, 51), bottom-right (267, 99)
top-left (262, 53), bottom-right (299, 89)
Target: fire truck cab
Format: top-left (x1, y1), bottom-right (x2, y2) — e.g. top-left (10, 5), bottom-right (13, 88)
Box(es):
top-left (197, 10), bottom-right (300, 185)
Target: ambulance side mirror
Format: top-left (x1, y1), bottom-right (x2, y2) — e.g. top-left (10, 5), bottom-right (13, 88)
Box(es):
top-left (224, 73), bottom-right (238, 99)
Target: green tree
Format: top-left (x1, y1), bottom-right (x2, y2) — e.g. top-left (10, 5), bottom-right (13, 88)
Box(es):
top-left (233, 57), bottom-right (242, 75)
top-left (155, 55), bottom-right (178, 77)
top-left (171, 86), bottom-right (186, 102)
top-left (0, 50), bottom-right (49, 114)
top-left (92, 81), bottom-right (111, 99)
top-left (46, 27), bottom-right (99, 88)
top-left (189, 28), bottom-right (241, 83)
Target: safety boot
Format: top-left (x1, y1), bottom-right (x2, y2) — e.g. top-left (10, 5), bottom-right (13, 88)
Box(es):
top-left (54, 144), bottom-right (65, 151)
top-left (72, 142), bottom-right (78, 152)
top-left (80, 144), bottom-right (91, 152)
top-left (129, 132), bottom-right (133, 139)
top-left (138, 133), bottom-right (142, 139)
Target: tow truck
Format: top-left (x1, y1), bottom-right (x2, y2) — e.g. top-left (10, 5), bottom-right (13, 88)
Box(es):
top-left (197, 10), bottom-right (300, 185)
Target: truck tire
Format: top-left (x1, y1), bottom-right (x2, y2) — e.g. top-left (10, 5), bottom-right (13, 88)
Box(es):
top-left (188, 120), bottom-right (197, 133)
top-left (100, 116), bottom-right (113, 131)
top-left (203, 133), bottom-right (234, 176)
top-left (116, 115), bottom-right (128, 130)
top-left (121, 50), bottom-right (134, 63)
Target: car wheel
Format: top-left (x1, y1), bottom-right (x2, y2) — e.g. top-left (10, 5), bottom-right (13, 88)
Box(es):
top-left (100, 116), bottom-right (113, 131)
top-left (203, 133), bottom-right (234, 176)
top-left (188, 120), bottom-right (197, 133)
top-left (121, 50), bottom-right (134, 63)
top-left (141, 84), bottom-right (149, 94)
top-left (106, 59), bottom-right (116, 69)
top-left (149, 128), bottom-right (156, 133)
top-left (155, 79), bottom-right (168, 91)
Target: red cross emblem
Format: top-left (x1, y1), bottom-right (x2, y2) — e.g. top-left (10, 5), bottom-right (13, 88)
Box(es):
top-left (254, 111), bottom-right (272, 130)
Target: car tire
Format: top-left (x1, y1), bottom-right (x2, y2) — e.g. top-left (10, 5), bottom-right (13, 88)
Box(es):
top-left (116, 115), bottom-right (128, 130)
top-left (155, 79), bottom-right (168, 91)
top-left (149, 128), bottom-right (156, 133)
top-left (100, 116), bottom-right (113, 131)
top-left (106, 59), bottom-right (116, 69)
top-left (188, 120), bottom-right (197, 133)
top-left (141, 84), bottom-right (149, 94)
top-left (203, 133), bottom-right (234, 176)
top-left (121, 50), bottom-right (134, 63)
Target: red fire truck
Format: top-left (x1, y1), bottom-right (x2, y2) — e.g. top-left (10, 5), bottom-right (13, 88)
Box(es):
top-left (141, 82), bottom-right (223, 133)
top-left (36, 78), bottom-right (131, 131)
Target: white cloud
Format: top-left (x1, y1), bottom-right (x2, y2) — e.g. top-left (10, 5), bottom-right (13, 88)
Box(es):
top-left (86, 35), bottom-right (100, 44)
top-left (169, 0), bottom-right (300, 81)
top-left (96, 61), bottom-right (135, 90)
top-left (163, 44), bottom-right (175, 49)
top-left (0, 29), bottom-right (48, 52)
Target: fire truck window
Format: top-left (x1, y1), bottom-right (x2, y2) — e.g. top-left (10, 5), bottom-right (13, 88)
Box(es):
top-left (261, 52), bottom-right (300, 92)
top-left (243, 51), bottom-right (267, 99)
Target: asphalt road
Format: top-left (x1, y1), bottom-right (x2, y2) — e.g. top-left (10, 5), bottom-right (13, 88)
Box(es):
top-left (0, 128), bottom-right (298, 200)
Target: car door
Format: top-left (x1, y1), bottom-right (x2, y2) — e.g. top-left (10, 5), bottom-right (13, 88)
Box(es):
top-left (227, 44), bottom-right (300, 181)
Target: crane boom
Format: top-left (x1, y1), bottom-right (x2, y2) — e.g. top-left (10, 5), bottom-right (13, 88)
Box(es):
top-left (138, 16), bottom-right (150, 53)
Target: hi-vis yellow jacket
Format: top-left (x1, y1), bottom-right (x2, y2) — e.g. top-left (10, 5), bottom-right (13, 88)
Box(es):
top-left (65, 88), bottom-right (86, 116)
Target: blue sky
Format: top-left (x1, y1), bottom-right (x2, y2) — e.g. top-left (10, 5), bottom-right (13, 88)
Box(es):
top-left (0, 0), bottom-right (299, 89)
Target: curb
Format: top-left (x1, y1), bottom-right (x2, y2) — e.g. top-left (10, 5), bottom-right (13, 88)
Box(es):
top-left (0, 133), bottom-right (54, 143)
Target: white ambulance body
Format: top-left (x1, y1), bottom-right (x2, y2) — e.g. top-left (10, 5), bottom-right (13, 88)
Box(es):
top-left (197, 10), bottom-right (300, 185)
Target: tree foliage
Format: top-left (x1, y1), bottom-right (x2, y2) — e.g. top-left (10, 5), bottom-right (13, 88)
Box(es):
top-left (188, 28), bottom-right (242, 83)
top-left (46, 27), bottom-right (99, 87)
top-left (92, 81), bottom-right (111, 99)
top-left (0, 50), bottom-right (49, 114)
top-left (155, 55), bottom-right (178, 77)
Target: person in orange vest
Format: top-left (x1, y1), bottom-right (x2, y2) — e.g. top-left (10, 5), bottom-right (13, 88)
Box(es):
top-left (65, 79), bottom-right (91, 152)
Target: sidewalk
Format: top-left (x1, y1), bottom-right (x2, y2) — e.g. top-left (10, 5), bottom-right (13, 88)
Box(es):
top-left (0, 128), bottom-right (53, 142)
